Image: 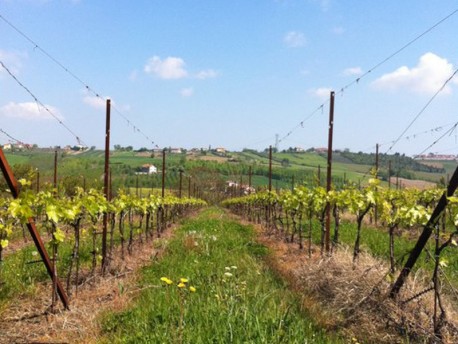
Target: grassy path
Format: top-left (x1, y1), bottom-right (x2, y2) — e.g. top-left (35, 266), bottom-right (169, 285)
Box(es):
top-left (99, 207), bottom-right (342, 343)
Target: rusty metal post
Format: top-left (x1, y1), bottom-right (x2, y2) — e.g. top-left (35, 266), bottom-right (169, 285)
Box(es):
top-left (388, 160), bottom-right (392, 189)
top-left (268, 145), bottom-right (272, 192)
top-left (36, 169), bottom-right (40, 193)
top-left (179, 170), bottom-right (183, 198)
top-left (375, 143), bottom-right (379, 225)
top-left (325, 91), bottom-right (335, 253)
top-left (161, 149), bottom-right (166, 198)
top-left (390, 164), bottom-right (458, 298)
top-left (109, 169), bottom-right (113, 200)
top-left (53, 150), bottom-right (58, 192)
top-left (0, 148), bottom-right (69, 309)
top-left (102, 99), bottom-right (110, 274)
top-left (375, 143), bottom-right (379, 176)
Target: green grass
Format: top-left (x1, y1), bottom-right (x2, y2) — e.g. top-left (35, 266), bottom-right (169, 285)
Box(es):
top-left (99, 208), bottom-right (342, 344)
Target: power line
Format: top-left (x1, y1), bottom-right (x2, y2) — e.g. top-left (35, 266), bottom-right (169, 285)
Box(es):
top-left (335, 8), bottom-right (458, 97)
top-left (0, 60), bottom-right (86, 146)
top-left (385, 67), bottom-right (458, 154)
top-left (0, 128), bottom-right (25, 145)
top-left (361, 122), bottom-right (458, 151)
top-left (278, 104), bottom-right (325, 144)
top-left (414, 122), bottom-right (458, 157)
top-left (0, 12), bottom-right (157, 148)
top-left (277, 8), bottom-right (458, 145)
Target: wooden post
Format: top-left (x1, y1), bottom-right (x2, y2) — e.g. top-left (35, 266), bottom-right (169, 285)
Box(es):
top-left (179, 170), bottom-right (183, 198)
top-left (36, 169), bottom-right (40, 193)
top-left (268, 145), bottom-right (272, 192)
top-left (388, 160), bottom-right (392, 189)
top-left (0, 148), bottom-right (69, 308)
top-left (390, 165), bottom-right (458, 298)
top-left (102, 99), bottom-right (111, 274)
top-left (53, 150), bottom-right (58, 192)
top-left (188, 176), bottom-right (191, 198)
top-left (374, 143), bottom-right (379, 225)
top-left (325, 91), bottom-right (335, 253)
top-left (248, 166), bottom-right (252, 191)
top-left (161, 149), bottom-right (166, 198)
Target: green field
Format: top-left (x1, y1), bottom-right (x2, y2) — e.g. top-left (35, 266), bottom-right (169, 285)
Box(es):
top-left (3, 148), bottom-right (454, 197)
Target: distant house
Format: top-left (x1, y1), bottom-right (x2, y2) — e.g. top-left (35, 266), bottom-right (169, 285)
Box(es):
top-left (2, 143), bottom-right (12, 150)
top-left (294, 147), bottom-right (305, 152)
top-left (314, 147), bottom-right (328, 154)
top-left (136, 164), bottom-right (157, 175)
top-left (215, 147), bottom-right (226, 154)
top-left (170, 148), bottom-right (183, 154)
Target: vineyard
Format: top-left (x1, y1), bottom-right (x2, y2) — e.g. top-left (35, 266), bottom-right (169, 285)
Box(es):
top-left (0, 146), bottom-right (458, 342)
top-left (2, 2), bottom-right (458, 343)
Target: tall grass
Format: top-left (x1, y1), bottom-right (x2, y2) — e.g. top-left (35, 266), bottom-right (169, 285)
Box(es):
top-left (100, 208), bottom-right (341, 343)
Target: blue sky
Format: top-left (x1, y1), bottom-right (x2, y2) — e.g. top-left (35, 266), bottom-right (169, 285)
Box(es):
top-left (0, 0), bottom-right (457, 156)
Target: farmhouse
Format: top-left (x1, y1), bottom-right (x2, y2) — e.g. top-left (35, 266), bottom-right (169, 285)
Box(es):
top-left (136, 164), bottom-right (157, 175)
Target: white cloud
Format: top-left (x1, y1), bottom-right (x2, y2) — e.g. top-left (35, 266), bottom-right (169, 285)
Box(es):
top-left (0, 101), bottom-right (62, 120)
top-left (309, 87), bottom-right (333, 99)
top-left (342, 67), bottom-right (363, 76)
top-left (180, 88), bottom-right (194, 97)
top-left (144, 56), bottom-right (188, 80)
top-left (195, 69), bottom-right (218, 79)
top-left (284, 31), bottom-right (307, 48)
top-left (372, 52), bottom-right (457, 95)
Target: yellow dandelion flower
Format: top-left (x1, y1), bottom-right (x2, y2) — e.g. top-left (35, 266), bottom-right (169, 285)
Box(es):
top-left (180, 278), bottom-right (189, 283)
top-left (177, 282), bottom-right (186, 288)
top-left (189, 286), bottom-right (196, 292)
top-left (160, 277), bottom-right (173, 285)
